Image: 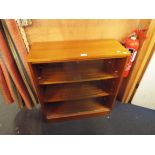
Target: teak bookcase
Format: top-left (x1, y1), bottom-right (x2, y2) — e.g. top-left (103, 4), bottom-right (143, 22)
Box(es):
top-left (27, 39), bottom-right (130, 121)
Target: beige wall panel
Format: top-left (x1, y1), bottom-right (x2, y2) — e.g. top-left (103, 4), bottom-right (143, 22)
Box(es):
top-left (25, 19), bottom-right (142, 44)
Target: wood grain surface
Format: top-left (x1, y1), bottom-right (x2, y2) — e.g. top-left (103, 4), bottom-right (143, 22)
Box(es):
top-left (27, 39), bottom-right (130, 63)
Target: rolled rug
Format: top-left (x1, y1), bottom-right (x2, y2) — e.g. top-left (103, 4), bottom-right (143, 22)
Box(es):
top-left (0, 63), bottom-right (14, 104)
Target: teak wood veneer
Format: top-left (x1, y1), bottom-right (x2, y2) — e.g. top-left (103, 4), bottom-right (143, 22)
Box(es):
top-left (27, 39), bottom-right (130, 121)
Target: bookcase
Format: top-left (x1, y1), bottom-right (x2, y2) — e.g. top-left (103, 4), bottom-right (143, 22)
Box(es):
top-left (27, 39), bottom-right (130, 121)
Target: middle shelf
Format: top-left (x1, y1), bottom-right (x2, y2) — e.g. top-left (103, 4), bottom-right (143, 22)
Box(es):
top-left (39, 67), bottom-right (118, 85)
top-left (43, 81), bottom-right (113, 103)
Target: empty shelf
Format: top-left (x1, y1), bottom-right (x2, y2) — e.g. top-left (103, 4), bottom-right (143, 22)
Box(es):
top-left (44, 83), bottom-right (111, 102)
top-left (39, 67), bottom-right (118, 85)
top-left (44, 99), bottom-right (111, 121)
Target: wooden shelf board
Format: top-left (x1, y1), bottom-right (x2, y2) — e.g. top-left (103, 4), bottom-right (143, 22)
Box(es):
top-left (27, 39), bottom-right (130, 64)
top-left (44, 99), bottom-right (111, 121)
top-left (44, 83), bottom-right (111, 102)
top-left (39, 67), bottom-right (118, 85)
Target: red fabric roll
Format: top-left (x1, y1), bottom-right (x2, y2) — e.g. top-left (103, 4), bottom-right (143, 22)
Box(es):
top-left (5, 20), bottom-right (36, 93)
top-left (0, 65), bottom-right (14, 104)
top-left (0, 59), bottom-right (15, 101)
top-left (0, 31), bottom-right (32, 109)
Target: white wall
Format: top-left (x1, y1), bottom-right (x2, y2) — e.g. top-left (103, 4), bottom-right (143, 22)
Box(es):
top-left (132, 50), bottom-right (155, 110)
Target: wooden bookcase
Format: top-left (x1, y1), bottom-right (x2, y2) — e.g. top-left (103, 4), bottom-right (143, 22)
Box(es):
top-left (27, 39), bottom-right (130, 121)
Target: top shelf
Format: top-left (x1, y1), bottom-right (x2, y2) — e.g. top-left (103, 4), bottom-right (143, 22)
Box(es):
top-left (27, 39), bottom-right (130, 64)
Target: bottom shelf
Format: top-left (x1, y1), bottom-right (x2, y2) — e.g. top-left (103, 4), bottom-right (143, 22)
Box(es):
top-left (44, 99), bottom-right (111, 121)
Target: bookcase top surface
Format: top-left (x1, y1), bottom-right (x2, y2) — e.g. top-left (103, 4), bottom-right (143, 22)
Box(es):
top-left (27, 39), bottom-right (130, 64)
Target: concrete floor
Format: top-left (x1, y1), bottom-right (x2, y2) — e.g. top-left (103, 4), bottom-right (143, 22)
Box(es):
top-left (0, 93), bottom-right (155, 135)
